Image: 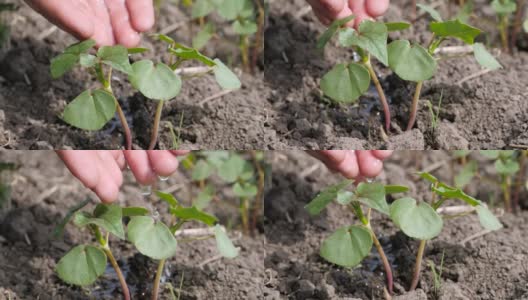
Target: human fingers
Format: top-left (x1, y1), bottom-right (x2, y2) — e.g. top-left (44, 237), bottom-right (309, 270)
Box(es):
top-left (356, 150), bottom-right (384, 178)
top-left (147, 150), bottom-right (180, 177)
top-left (126, 0), bottom-right (155, 32)
top-left (124, 150), bottom-right (158, 185)
top-left (105, 0), bottom-right (141, 47)
top-left (365, 0), bottom-right (390, 17)
top-left (371, 150), bottom-right (393, 160)
top-left (88, 0), bottom-right (116, 46)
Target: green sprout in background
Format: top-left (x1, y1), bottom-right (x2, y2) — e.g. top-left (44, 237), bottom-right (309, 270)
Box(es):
top-left (50, 35), bottom-right (240, 150)
top-left (0, 3), bottom-right (17, 48)
top-left (316, 4), bottom-right (502, 134)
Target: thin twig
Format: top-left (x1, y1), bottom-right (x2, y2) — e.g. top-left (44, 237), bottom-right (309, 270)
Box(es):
top-left (458, 69), bottom-right (493, 85)
top-left (436, 205), bottom-right (475, 215)
top-left (459, 229), bottom-right (492, 245)
top-left (198, 90), bottom-right (235, 106)
top-left (197, 249), bottom-right (241, 268)
top-left (174, 66), bottom-right (213, 76)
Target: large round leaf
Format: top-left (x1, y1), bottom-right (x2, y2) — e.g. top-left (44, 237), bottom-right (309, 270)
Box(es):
top-left (73, 204), bottom-right (125, 239)
top-left (321, 63), bottom-right (370, 103)
top-left (356, 182), bottom-right (390, 215)
top-left (127, 216), bottom-right (178, 260)
top-left (338, 20), bottom-right (389, 66)
top-left (388, 40), bottom-right (437, 82)
top-left (62, 89), bottom-right (116, 131)
top-left (56, 245), bottom-right (107, 286)
top-left (430, 20), bottom-right (481, 44)
top-left (130, 60), bottom-right (182, 100)
top-left (320, 226), bottom-right (373, 267)
top-left (390, 197), bottom-right (443, 240)
top-left (213, 59), bottom-right (241, 90)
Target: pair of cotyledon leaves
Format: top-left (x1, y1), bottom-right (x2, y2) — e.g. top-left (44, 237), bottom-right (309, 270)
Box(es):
top-left (56, 200), bottom-right (238, 286)
top-left (318, 6), bottom-right (502, 104)
top-left (50, 38), bottom-right (241, 131)
top-left (306, 177), bottom-right (502, 267)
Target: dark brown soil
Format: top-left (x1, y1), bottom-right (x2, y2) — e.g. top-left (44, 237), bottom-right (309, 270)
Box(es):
top-left (264, 151), bottom-right (528, 299)
top-left (0, 151), bottom-right (265, 299)
top-left (0, 1), bottom-right (272, 150)
top-left (264, 0), bottom-right (528, 150)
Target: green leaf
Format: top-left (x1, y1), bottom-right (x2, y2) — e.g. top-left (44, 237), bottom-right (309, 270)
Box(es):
top-left (130, 60), bottom-right (182, 100)
top-left (305, 179), bottom-right (354, 215)
top-left (122, 207), bottom-right (150, 217)
top-left (56, 245), bottom-right (107, 286)
top-left (338, 21), bottom-right (388, 65)
top-left (430, 20), bottom-right (481, 45)
top-left (53, 198), bottom-right (92, 238)
top-left (321, 63), bottom-right (371, 103)
top-left (455, 160), bottom-right (477, 188)
top-left (214, 224), bottom-right (239, 258)
top-left (152, 33), bottom-right (176, 45)
top-left (128, 47), bottom-right (149, 54)
top-left (233, 20), bottom-right (258, 35)
top-left (390, 197), bottom-right (443, 240)
top-left (320, 226), bottom-right (373, 267)
top-left (491, 0), bottom-right (517, 14)
top-left (169, 44), bottom-right (216, 66)
top-left (65, 39), bottom-right (97, 55)
top-left (385, 22), bottom-right (411, 32)
top-left (317, 15), bottom-right (355, 49)
top-left (192, 160), bottom-right (214, 181)
top-left (336, 190), bottom-right (354, 205)
top-left (50, 53), bottom-right (80, 79)
top-left (97, 45), bottom-right (132, 74)
top-left (495, 159), bottom-right (520, 175)
top-left (233, 182), bottom-right (258, 198)
top-left (456, 1), bottom-right (474, 23)
top-left (473, 43), bottom-right (502, 70)
top-left (384, 185), bottom-right (410, 194)
top-left (169, 206), bottom-right (218, 226)
top-left (356, 182), bottom-right (389, 215)
top-left (192, 0), bottom-right (216, 18)
top-left (217, 154), bottom-right (246, 182)
top-left (416, 4), bottom-right (443, 21)
top-left (388, 40), bottom-right (437, 82)
top-left (73, 204), bottom-right (125, 239)
top-left (432, 186), bottom-right (481, 206)
top-left (127, 216), bottom-right (178, 260)
top-left (194, 185), bottom-right (215, 209)
top-left (193, 23), bottom-right (215, 50)
top-left (62, 90), bottom-right (116, 131)
top-left (218, 0), bottom-right (250, 20)
top-left (213, 59), bottom-right (242, 90)
top-left (523, 19), bottom-right (528, 33)
top-left (475, 205), bottom-right (503, 231)
top-left (79, 54), bottom-right (97, 68)
top-left (156, 191), bottom-right (179, 207)
top-left (480, 150), bottom-right (500, 159)
top-left (418, 171), bottom-right (439, 183)
top-left (453, 150), bottom-right (472, 158)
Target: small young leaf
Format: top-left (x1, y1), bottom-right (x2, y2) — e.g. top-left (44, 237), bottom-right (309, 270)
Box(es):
top-left (127, 216), bottom-right (178, 260)
top-left (73, 204), bottom-right (125, 239)
top-left (455, 160), bottom-right (477, 188)
top-left (79, 54), bottom-right (97, 68)
top-left (388, 40), bottom-right (437, 82)
top-left (152, 33), bottom-right (176, 45)
top-left (217, 0), bottom-right (250, 20)
top-left (432, 186), bottom-right (481, 206)
top-left (56, 245), bottom-right (107, 286)
top-left (232, 20), bottom-right (258, 35)
top-left (385, 22), bottom-right (411, 32)
top-left (130, 60), bottom-right (182, 100)
top-left (156, 191), bottom-right (179, 207)
top-left (495, 159), bottom-right (520, 175)
top-left (320, 226), bottom-right (373, 267)
top-left (192, 0), bottom-right (216, 18)
top-left (473, 43), bottom-right (502, 70)
top-left (491, 0), bottom-right (517, 14)
top-left (305, 179), bottom-right (354, 215)
top-left (233, 182), bottom-right (258, 198)
top-left (193, 23), bottom-right (215, 50)
top-left (416, 4), bottom-right (443, 21)
top-left (122, 207), bottom-right (150, 217)
top-left (336, 190), bottom-right (354, 205)
top-left (50, 53), bottom-right (79, 79)
top-left (169, 206), bottom-right (218, 226)
top-left (390, 197), bottom-right (443, 240)
top-left (214, 224), bottom-right (239, 258)
top-left (194, 185), bottom-right (215, 209)
top-left (97, 45), bottom-right (133, 74)
top-left (217, 154), bottom-right (246, 183)
top-left (321, 63), bottom-right (371, 103)
top-left (62, 90), bottom-right (116, 131)
top-left (192, 160), bottom-right (214, 181)
top-left (213, 59), bottom-right (242, 90)
top-left (338, 20), bottom-right (389, 65)
top-left (356, 182), bottom-right (389, 215)
top-left (480, 150), bottom-right (501, 159)
top-left (317, 15), bottom-right (355, 49)
top-left (418, 171), bottom-right (439, 183)
top-left (204, 150), bottom-right (230, 167)
top-left (53, 198), bottom-right (92, 238)
top-left (169, 45), bottom-right (216, 66)
top-left (128, 47), bottom-right (149, 54)
top-left (430, 20), bottom-right (481, 45)
top-left (475, 205), bottom-right (503, 231)
top-left (64, 39), bottom-right (97, 55)
top-left (384, 185), bottom-right (410, 194)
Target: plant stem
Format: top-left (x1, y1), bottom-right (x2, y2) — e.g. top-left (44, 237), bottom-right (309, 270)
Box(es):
top-left (512, 151), bottom-right (528, 213)
top-left (116, 101), bottom-right (133, 150)
top-left (510, 0), bottom-right (526, 53)
top-left (152, 259), bottom-right (166, 300)
top-left (149, 101), bottom-right (165, 150)
top-left (499, 14), bottom-right (510, 52)
top-left (250, 151), bottom-right (265, 235)
top-left (364, 58), bottom-right (391, 132)
top-left (240, 198), bottom-right (249, 235)
top-left (409, 239), bottom-right (426, 291)
top-left (502, 175), bottom-right (512, 212)
top-left (251, 0), bottom-right (265, 73)
top-left (370, 229), bottom-right (394, 294)
top-left (406, 81), bottom-right (423, 131)
top-left (240, 35), bottom-right (249, 72)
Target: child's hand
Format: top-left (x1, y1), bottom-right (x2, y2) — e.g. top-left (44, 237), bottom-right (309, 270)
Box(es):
top-left (307, 0), bottom-right (390, 28)
top-left (57, 150), bottom-right (188, 203)
top-left (24, 0), bottom-right (155, 47)
top-left (310, 150), bottom-right (392, 180)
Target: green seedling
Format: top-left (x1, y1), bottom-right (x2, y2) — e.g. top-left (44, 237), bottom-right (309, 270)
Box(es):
top-left (425, 90), bottom-right (443, 132)
top-left (317, 7), bottom-right (501, 133)
top-left (305, 180), bottom-right (411, 294)
top-left (491, 0), bottom-right (517, 51)
top-left (0, 3), bottom-right (17, 47)
top-left (50, 35), bottom-right (240, 150)
top-left (191, 0), bottom-right (261, 72)
top-left (54, 191), bottom-right (238, 300)
top-left (403, 171), bottom-right (503, 291)
top-left (181, 150), bottom-right (266, 235)
top-left (427, 249), bottom-right (445, 297)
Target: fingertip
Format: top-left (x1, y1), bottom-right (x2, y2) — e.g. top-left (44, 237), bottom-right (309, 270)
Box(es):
top-left (94, 181), bottom-right (120, 203)
top-left (127, 0), bottom-right (155, 32)
top-left (356, 151), bottom-right (384, 178)
top-left (116, 30), bottom-right (141, 48)
top-left (338, 151), bottom-right (360, 179)
top-left (371, 150), bottom-right (393, 160)
top-left (124, 151), bottom-right (157, 185)
top-left (365, 0), bottom-right (390, 17)
top-left (148, 151), bottom-right (180, 177)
